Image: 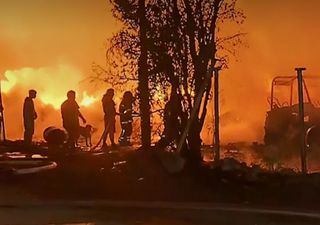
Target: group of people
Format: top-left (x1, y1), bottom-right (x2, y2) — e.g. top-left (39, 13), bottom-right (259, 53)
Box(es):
top-left (101, 88), bottom-right (135, 148)
top-left (23, 88), bottom-right (135, 148)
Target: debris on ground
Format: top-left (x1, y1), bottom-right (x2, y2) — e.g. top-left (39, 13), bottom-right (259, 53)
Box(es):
top-left (0, 142), bottom-right (320, 210)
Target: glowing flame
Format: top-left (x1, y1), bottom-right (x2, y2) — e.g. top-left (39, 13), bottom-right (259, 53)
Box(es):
top-left (1, 64), bottom-right (99, 109)
top-left (1, 70), bottom-right (18, 93)
top-left (80, 91), bottom-right (97, 107)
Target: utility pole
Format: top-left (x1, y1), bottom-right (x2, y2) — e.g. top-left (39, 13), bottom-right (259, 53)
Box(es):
top-left (296, 67), bottom-right (307, 174)
top-left (214, 67), bottom-right (221, 162)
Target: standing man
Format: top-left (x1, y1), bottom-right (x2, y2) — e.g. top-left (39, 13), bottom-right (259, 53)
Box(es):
top-left (102, 88), bottom-right (116, 148)
top-left (23, 89), bottom-right (37, 145)
top-left (61, 90), bottom-right (86, 148)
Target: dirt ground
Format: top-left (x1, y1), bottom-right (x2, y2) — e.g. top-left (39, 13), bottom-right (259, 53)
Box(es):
top-left (1, 142), bottom-right (320, 212)
top-left (2, 203), bottom-right (320, 225)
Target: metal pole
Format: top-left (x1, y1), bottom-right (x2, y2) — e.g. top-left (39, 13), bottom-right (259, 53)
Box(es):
top-left (296, 67), bottom-right (307, 174)
top-left (214, 67), bottom-right (221, 162)
top-left (0, 80), bottom-right (6, 141)
top-left (290, 80), bottom-right (293, 106)
top-left (271, 79), bottom-right (275, 110)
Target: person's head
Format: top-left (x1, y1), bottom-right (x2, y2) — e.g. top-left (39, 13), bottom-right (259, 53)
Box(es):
top-left (67, 90), bottom-right (76, 100)
top-left (29, 89), bottom-right (37, 99)
top-left (105, 88), bottom-right (114, 99)
top-left (123, 91), bottom-right (133, 104)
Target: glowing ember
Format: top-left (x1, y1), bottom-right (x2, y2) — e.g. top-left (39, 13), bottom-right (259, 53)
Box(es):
top-left (153, 85), bottom-right (166, 101)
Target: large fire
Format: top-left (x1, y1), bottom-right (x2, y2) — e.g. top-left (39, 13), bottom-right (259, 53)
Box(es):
top-left (80, 92), bottom-right (98, 107)
top-left (2, 64), bottom-right (98, 109)
top-left (1, 64), bottom-right (319, 146)
top-left (0, 64), bottom-right (102, 141)
top-left (0, 63), bottom-right (269, 144)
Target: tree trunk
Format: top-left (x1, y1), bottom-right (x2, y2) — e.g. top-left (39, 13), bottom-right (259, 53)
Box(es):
top-left (199, 80), bottom-right (212, 128)
top-left (214, 68), bottom-right (221, 161)
top-left (138, 0), bottom-right (151, 148)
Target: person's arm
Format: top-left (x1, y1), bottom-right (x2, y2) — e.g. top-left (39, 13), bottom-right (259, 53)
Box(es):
top-left (79, 111), bottom-right (86, 124)
top-left (33, 100), bottom-right (37, 120)
top-left (119, 104), bottom-right (124, 115)
top-left (75, 102), bottom-right (86, 124)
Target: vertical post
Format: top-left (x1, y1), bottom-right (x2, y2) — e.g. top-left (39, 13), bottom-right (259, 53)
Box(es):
top-left (214, 67), bottom-right (221, 162)
top-left (296, 67), bottom-right (307, 174)
top-left (0, 80), bottom-right (5, 141)
top-left (290, 80), bottom-right (293, 106)
top-left (270, 79), bottom-right (274, 110)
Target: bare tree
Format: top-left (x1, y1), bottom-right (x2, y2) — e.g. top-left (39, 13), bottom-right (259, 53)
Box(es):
top-left (93, 0), bottom-right (245, 163)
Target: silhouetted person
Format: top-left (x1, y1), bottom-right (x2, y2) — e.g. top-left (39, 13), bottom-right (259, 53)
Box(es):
top-left (23, 89), bottom-right (37, 145)
top-left (119, 91), bottom-right (134, 146)
top-left (102, 88), bottom-right (116, 148)
top-left (61, 90), bottom-right (86, 148)
top-left (163, 94), bottom-right (183, 143)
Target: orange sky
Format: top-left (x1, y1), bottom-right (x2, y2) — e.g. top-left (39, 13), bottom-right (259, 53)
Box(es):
top-left (0, 0), bottom-right (320, 142)
top-left (219, 0), bottom-right (320, 142)
top-left (0, 0), bottom-right (118, 74)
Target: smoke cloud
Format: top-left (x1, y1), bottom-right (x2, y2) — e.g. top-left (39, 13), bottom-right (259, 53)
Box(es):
top-left (1, 0), bottom-right (320, 144)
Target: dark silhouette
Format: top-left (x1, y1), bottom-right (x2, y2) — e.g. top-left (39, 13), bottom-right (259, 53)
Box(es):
top-left (107, 0), bottom-right (244, 167)
top-left (102, 88), bottom-right (116, 147)
top-left (23, 89), bottom-right (37, 145)
top-left (61, 90), bottom-right (86, 148)
top-left (79, 124), bottom-right (93, 147)
top-left (138, 0), bottom-right (151, 148)
top-left (43, 126), bottom-right (67, 146)
top-left (118, 91), bottom-right (134, 146)
top-left (162, 94), bottom-right (183, 145)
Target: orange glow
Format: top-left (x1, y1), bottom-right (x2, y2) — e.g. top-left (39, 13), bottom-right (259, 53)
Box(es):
top-left (1, 0), bottom-right (320, 144)
top-left (80, 92), bottom-right (97, 107)
top-left (2, 71), bottom-right (18, 93)
top-left (153, 85), bottom-right (166, 101)
top-left (1, 65), bottom-right (100, 110)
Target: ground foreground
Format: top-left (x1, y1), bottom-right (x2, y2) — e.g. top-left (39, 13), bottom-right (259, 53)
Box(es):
top-left (2, 201), bottom-right (320, 225)
top-left (1, 143), bottom-right (320, 224)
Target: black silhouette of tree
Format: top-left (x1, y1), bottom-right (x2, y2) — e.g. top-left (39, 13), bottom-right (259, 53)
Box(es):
top-left (92, 0), bottom-right (245, 159)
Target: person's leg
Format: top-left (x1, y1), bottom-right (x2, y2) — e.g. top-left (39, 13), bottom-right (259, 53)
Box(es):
top-left (126, 123), bottom-right (133, 145)
top-left (74, 126), bottom-right (80, 147)
top-left (102, 131), bottom-right (109, 147)
top-left (102, 117), bottom-right (109, 146)
top-left (24, 121), bottom-right (34, 146)
top-left (110, 118), bottom-right (116, 146)
top-left (110, 131), bottom-right (115, 146)
top-left (24, 129), bottom-right (32, 145)
top-left (119, 125), bottom-right (125, 145)
top-left (66, 127), bottom-right (77, 149)
top-left (68, 130), bottom-right (76, 148)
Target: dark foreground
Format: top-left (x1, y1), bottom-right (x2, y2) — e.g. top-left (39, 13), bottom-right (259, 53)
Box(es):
top-left (1, 142), bottom-right (320, 224)
top-left (2, 201), bottom-right (320, 225)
